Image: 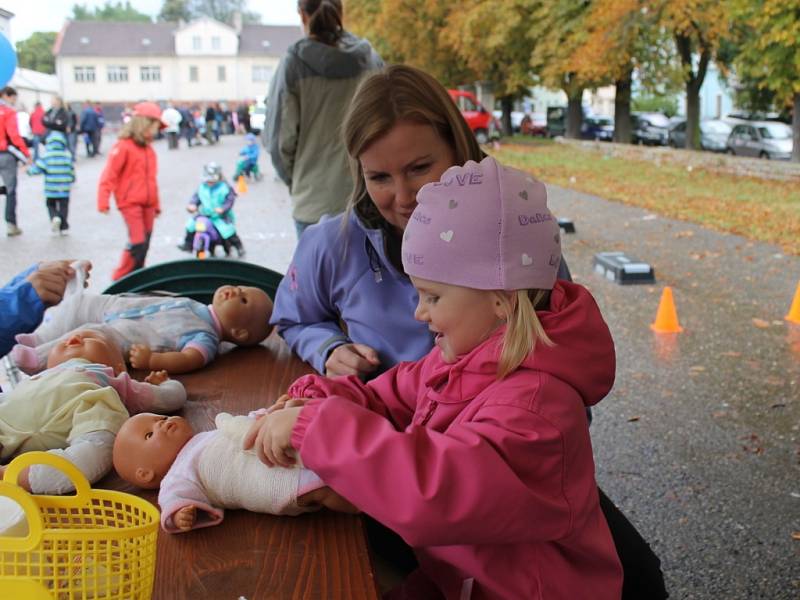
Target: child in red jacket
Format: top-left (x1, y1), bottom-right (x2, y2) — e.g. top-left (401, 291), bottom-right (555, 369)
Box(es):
top-left (97, 102), bottom-right (163, 281)
top-left (246, 157), bottom-right (623, 599)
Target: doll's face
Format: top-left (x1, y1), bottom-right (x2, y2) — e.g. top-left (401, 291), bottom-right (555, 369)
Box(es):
top-left (212, 285), bottom-right (273, 346)
top-left (46, 329), bottom-right (127, 374)
top-left (113, 413), bottom-right (195, 489)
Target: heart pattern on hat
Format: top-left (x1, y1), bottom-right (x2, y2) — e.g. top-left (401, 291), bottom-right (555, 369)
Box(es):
top-left (521, 253), bottom-right (533, 266)
top-left (440, 230), bottom-right (454, 242)
top-left (519, 190), bottom-right (528, 201)
top-left (449, 199), bottom-right (458, 209)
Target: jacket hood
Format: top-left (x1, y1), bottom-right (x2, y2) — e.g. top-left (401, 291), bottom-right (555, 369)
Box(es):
top-left (45, 130), bottom-right (68, 148)
top-left (426, 281), bottom-right (615, 407)
top-left (291, 31), bottom-right (379, 78)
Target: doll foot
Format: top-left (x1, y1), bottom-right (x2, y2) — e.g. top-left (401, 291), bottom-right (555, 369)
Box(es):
top-left (9, 344), bottom-right (45, 374)
top-left (14, 332), bottom-right (40, 347)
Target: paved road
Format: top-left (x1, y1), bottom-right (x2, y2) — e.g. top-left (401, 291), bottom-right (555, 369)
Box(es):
top-left (2, 136), bottom-right (798, 598)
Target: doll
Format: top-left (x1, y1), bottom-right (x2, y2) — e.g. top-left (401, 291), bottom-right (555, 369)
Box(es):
top-left (0, 328), bottom-right (186, 495)
top-left (11, 284), bottom-right (273, 375)
top-left (112, 410), bottom-right (355, 533)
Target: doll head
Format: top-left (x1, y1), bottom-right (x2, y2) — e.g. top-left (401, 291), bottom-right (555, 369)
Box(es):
top-left (402, 156), bottom-right (560, 377)
top-left (113, 413), bottom-right (195, 489)
top-left (46, 329), bottom-right (127, 375)
top-left (212, 285), bottom-right (273, 346)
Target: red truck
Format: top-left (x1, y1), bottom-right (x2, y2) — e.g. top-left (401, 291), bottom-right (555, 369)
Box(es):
top-left (448, 89), bottom-right (500, 144)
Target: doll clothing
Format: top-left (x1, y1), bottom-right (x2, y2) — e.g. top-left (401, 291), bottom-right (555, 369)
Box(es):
top-left (11, 292), bottom-right (222, 374)
top-left (0, 358), bottom-right (186, 494)
top-left (159, 412), bottom-right (324, 533)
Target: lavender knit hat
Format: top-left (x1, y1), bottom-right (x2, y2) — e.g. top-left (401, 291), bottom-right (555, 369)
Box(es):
top-left (402, 156), bottom-right (561, 291)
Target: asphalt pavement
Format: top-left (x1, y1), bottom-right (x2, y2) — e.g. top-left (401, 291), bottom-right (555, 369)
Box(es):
top-left (2, 134), bottom-right (798, 598)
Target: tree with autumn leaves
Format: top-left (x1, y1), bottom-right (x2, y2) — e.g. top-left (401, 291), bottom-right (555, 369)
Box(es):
top-left (347, 0), bottom-right (797, 160)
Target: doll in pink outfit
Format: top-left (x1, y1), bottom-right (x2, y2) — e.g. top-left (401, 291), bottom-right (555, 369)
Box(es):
top-left (245, 156), bottom-right (623, 600)
top-left (112, 408), bottom-right (357, 533)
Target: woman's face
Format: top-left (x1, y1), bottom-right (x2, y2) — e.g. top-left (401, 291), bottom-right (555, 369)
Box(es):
top-left (359, 121), bottom-right (456, 233)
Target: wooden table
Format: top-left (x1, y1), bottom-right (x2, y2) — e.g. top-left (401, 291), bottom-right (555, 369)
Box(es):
top-left (99, 334), bottom-right (380, 600)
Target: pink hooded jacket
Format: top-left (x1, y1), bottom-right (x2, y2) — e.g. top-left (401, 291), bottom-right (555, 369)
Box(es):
top-left (289, 281), bottom-right (623, 599)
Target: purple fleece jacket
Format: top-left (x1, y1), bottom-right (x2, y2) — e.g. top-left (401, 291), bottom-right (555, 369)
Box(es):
top-left (270, 210), bottom-right (434, 375)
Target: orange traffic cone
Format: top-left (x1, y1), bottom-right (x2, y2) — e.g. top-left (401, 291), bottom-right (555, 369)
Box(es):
top-left (237, 175), bottom-right (248, 194)
top-left (786, 280), bottom-right (800, 325)
top-left (650, 286), bottom-right (683, 333)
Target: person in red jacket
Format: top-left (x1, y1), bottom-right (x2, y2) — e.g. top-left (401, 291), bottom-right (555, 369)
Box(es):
top-left (29, 101), bottom-right (46, 162)
top-left (97, 102), bottom-right (163, 281)
top-left (0, 86), bottom-right (32, 237)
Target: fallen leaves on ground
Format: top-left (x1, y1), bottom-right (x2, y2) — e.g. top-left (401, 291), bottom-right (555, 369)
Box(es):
top-left (752, 318), bottom-right (771, 328)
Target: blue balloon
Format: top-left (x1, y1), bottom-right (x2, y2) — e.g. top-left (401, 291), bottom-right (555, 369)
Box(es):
top-left (0, 32), bottom-right (17, 89)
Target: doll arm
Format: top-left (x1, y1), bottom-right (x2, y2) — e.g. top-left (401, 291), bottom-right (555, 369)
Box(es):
top-left (108, 370), bottom-right (187, 414)
top-left (27, 430), bottom-right (116, 495)
top-left (129, 345), bottom-right (206, 374)
top-left (159, 467), bottom-right (224, 533)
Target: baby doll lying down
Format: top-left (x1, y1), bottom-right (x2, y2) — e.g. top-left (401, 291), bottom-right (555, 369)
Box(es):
top-left (113, 411), bottom-right (354, 533)
top-left (0, 329), bottom-right (186, 494)
top-left (11, 284), bottom-right (274, 375)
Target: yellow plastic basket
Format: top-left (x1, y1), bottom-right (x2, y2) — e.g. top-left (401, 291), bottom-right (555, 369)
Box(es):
top-left (0, 452), bottom-right (159, 599)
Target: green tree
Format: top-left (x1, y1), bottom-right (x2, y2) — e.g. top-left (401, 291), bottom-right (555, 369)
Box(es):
top-left (189, 0), bottom-right (261, 25)
top-left (730, 0), bottom-right (799, 162)
top-left (15, 32), bottom-right (57, 74)
top-left (71, 1), bottom-right (152, 21)
top-left (159, 0), bottom-right (192, 22)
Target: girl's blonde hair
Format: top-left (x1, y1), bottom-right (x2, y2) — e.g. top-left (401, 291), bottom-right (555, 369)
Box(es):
top-left (342, 64), bottom-right (483, 226)
top-left (118, 115), bottom-right (157, 146)
top-left (495, 289), bottom-right (554, 380)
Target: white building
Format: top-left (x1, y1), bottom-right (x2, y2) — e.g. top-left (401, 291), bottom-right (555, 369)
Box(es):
top-left (10, 68), bottom-right (58, 111)
top-left (0, 7), bottom-right (12, 40)
top-left (54, 17), bottom-right (300, 113)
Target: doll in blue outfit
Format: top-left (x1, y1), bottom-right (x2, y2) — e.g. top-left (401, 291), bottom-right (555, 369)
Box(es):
top-left (10, 275), bottom-right (273, 375)
top-left (177, 162), bottom-right (245, 257)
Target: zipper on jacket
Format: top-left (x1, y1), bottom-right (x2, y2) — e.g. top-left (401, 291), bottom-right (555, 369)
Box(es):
top-left (420, 400), bottom-right (439, 426)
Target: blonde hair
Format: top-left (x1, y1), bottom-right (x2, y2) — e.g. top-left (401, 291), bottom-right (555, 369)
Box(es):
top-left (342, 64), bottom-right (483, 227)
top-left (495, 289), bottom-right (553, 380)
top-left (119, 115), bottom-right (157, 146)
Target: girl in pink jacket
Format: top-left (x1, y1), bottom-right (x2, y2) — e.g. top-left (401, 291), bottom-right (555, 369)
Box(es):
top-left (245, 156), bottom-right (623, 599)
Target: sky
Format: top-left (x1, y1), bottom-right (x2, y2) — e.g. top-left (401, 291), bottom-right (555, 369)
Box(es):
top-left (1, 0), bottom-right (301, 43)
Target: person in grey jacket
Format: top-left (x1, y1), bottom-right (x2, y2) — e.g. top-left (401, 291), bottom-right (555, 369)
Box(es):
top-left (265, 0), bottom-right (383, 238)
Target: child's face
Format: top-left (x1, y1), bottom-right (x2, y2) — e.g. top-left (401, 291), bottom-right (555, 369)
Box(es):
top-left (411, 276), bottom-right (506, 363)
top-left (46, 329), bottom-right (127, 374)
top-left (359, 121), bottom-right (456, 234)
top-left (212, 285), bottom-right (273, 345)
top-left (113, 413), bottom-right (194, 488)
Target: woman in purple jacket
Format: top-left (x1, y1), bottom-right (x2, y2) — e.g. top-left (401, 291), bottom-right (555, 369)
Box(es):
top-left (269, 65), bottom-right (665, 599)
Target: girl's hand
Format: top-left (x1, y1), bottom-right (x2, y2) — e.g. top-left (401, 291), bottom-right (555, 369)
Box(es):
top-left (325, 344), bottom-right (380, 378)
top-left (267, 394), bottom-right (309, 414)
top-left (242, 407), bottom-right (303, 467)
top-left (174, 505), bottom-right (196, 531)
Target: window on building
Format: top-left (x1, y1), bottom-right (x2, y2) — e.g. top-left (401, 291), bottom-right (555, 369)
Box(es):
top-left (189, 65), bottom-right (199, 82)
top-left (140, 66), bottom-right (161, 82)
top-left (211, 36), bottom-right (221, 50)
top-left (73, 66), bottom-right (96, 83)
top-left (192, 35), bottom-right (201, 50)
top-left (217, 65), bottom-right (226, 82)
top-left (107, 66), bottom-right (129, 83)
top-left (252, 65), bottom-right (273, 83)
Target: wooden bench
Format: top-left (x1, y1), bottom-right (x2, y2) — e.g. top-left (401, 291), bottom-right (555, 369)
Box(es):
top-left (98, 334), bottom-right (380, 600)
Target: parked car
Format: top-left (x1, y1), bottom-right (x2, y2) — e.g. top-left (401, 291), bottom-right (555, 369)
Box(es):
top-left (520, 113), bottom-right (547, 137)
top-left (582, 116), bottom-right (614, 141)
top-left (669, 119), bottom-right (732, 152)
top-left (449, 90), bottom-right (499, 144)
top-left (249, 103), bottom-right (266, 134)
top-left (727, 121), bottom-right (793, 160)
top-left (631, 112), bottom-right (670, 146)
top-left (492, 109), bottom-right (525, 133)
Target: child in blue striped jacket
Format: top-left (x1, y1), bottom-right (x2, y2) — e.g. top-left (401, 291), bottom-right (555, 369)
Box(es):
top-left (28, 130), bottom-right (75, 235)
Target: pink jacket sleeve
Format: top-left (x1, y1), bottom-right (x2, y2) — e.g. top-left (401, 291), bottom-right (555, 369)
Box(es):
top-left (290, 379), bottom-right (578, 548)
top-left (288, 360), bottom-right (424, 431)
top-left (158, 463), bottom-right (224, 534)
